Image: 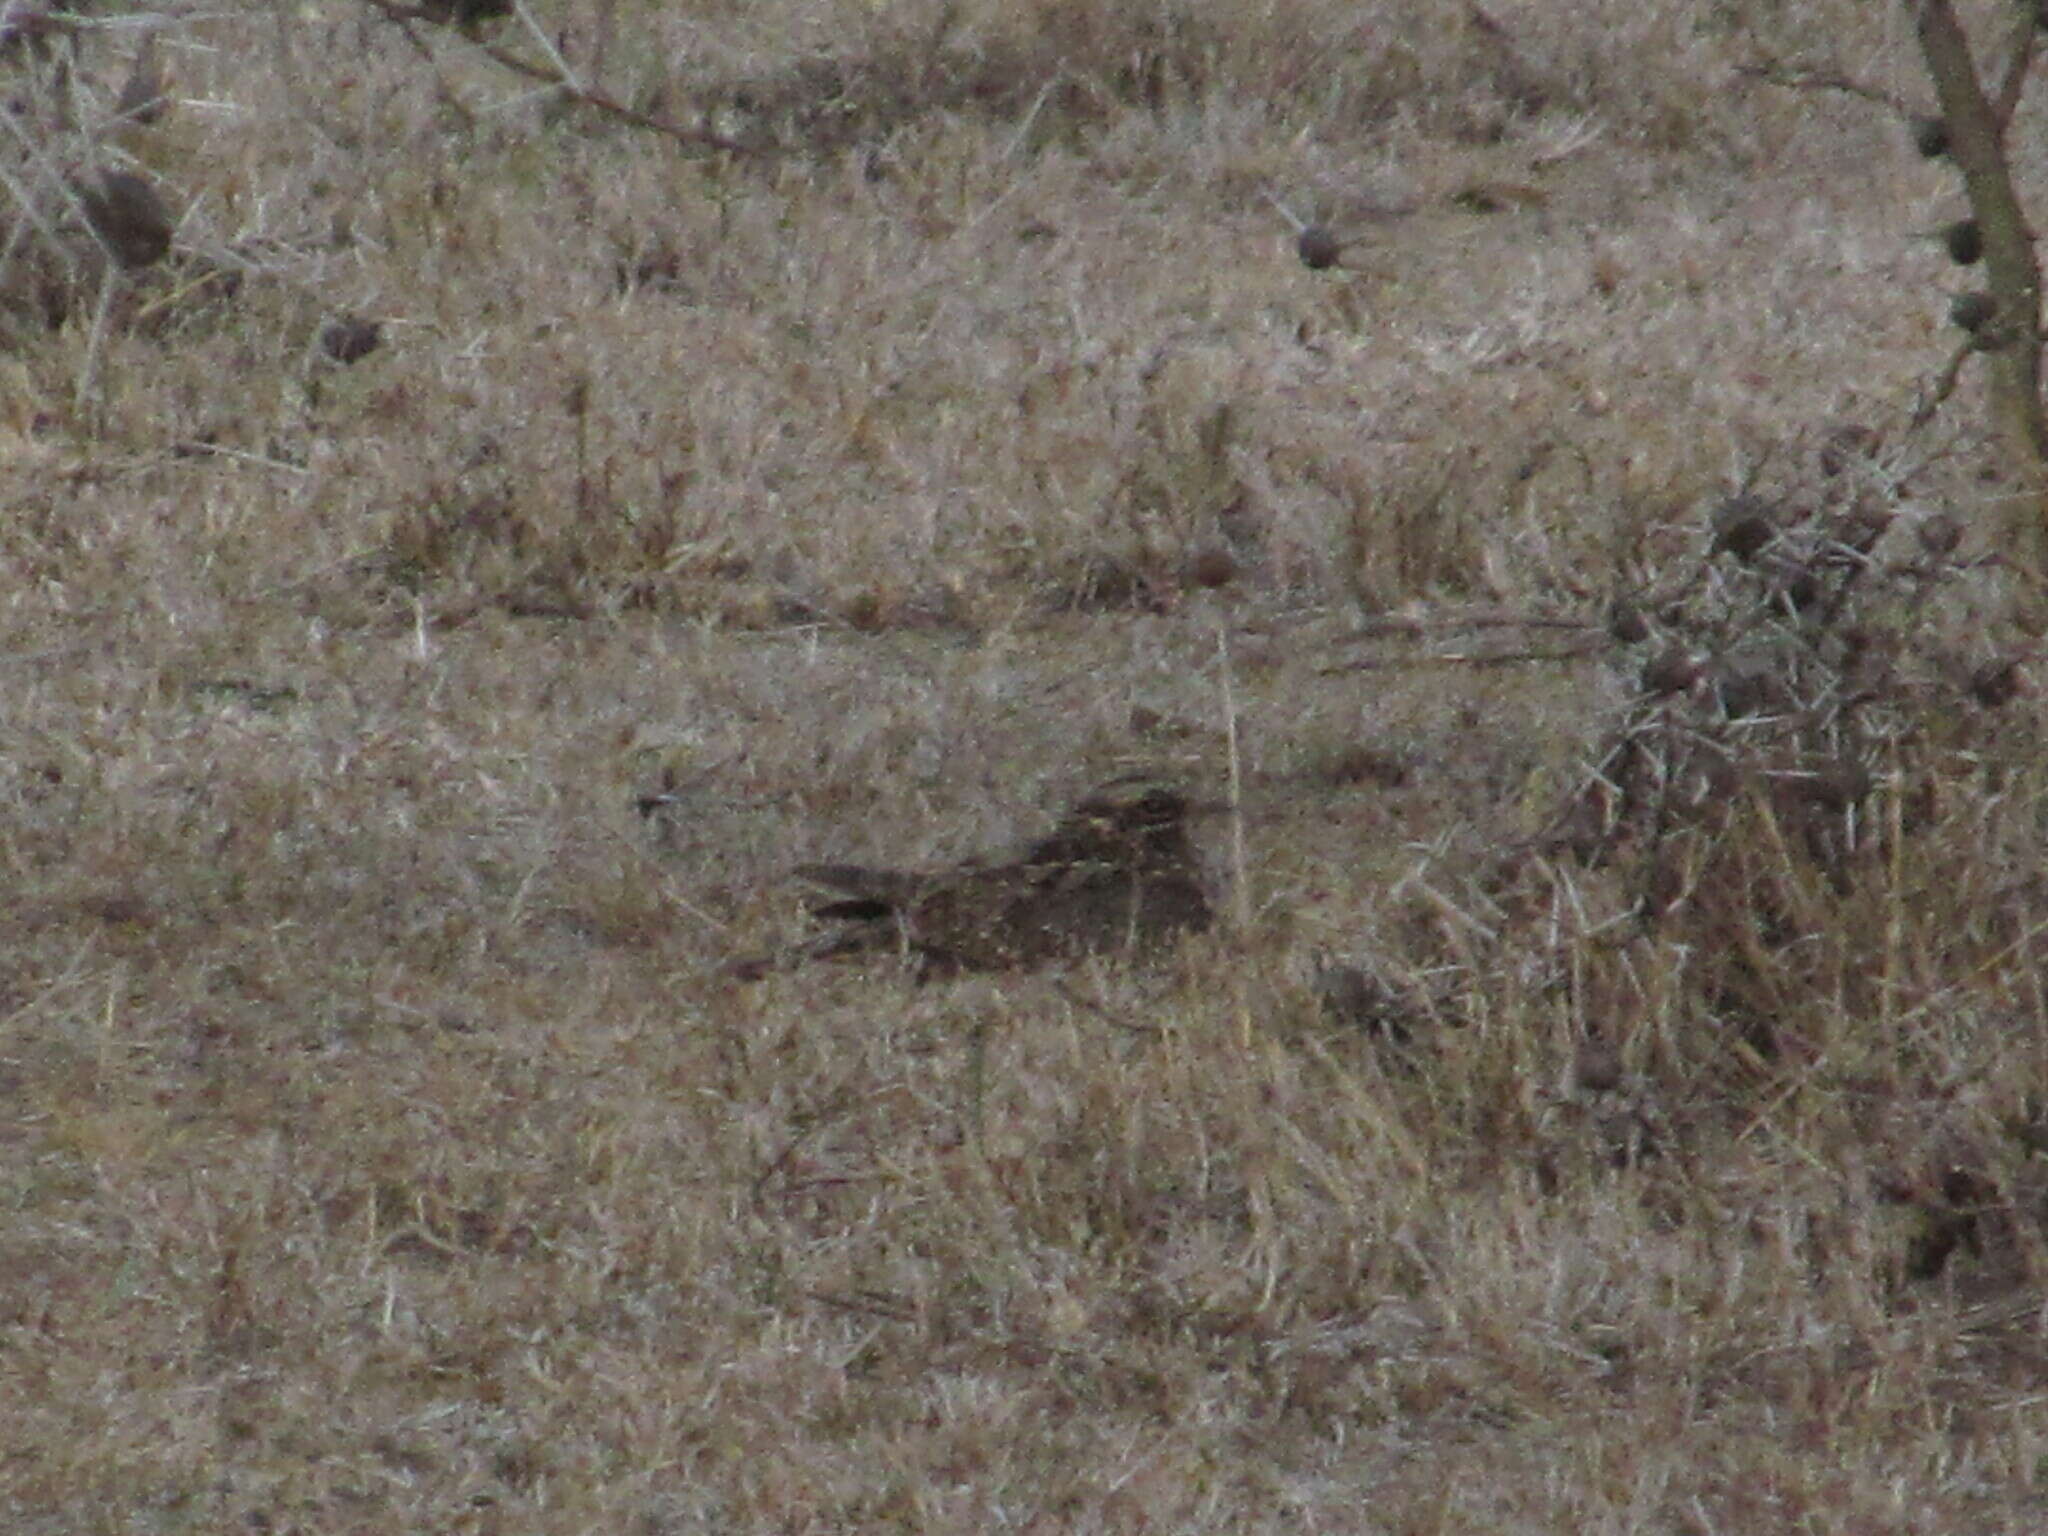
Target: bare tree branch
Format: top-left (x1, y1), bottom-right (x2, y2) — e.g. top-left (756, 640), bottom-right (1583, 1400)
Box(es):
top-left (1991, 7), bottom-right (2036, 125)
top-left (1915, 0), bottom-right (2048, 600)
top-left (1731, 62), bottom-right (1912, 117)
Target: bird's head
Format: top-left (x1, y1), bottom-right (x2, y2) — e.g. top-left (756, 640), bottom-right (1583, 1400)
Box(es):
top-left (1067, 777), bottom-right (1208, 860)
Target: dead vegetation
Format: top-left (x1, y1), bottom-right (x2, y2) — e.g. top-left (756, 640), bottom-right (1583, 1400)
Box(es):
top-left (4, 0), bottom-right (2048, 1530)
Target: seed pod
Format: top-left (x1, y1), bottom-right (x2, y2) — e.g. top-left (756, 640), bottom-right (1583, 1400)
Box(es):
top-left (1574, 1038), bottom-right (1624, 1093)
top-left (1917, 512), bottom-right (1962, 557)
top-left (1184, 545), bottom-right (1237, 589)
top-left (1776, 570), bottom-right (1820, 613)
top-left (1949, 291), bottom-right (1996, 333)
top-left (1319, 746), bottom-right (1409, 789)
top-left (1313, 957), bottom-right (1416, 1043)
top-left (1944, 220), bottom-right (1982, 265)
top-left (1296, 225), bottom-right (1342, 270)
top-left (1911, 116), bottom-right (1949, 158)
top-left (1796, 760), bottom-right (1871, 811)
top-left (1607, 598), bottom-right (1649, 645)
top-left (1819, 423), bottom-right (1879, 477)
top-left (320, 315), bottom-right (382, 365)
top-left (1710, 494), bottom-right (1777, 562)
top-left (1642, 645), bottom-right (1702, 697)
top-left (1971, 658), bottom-right (2022, 708)
top-left (1712, 665), bottom-right (1772, 720)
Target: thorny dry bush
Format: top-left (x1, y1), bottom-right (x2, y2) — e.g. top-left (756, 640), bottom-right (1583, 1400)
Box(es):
top-left (1334, 426), bottom-right (2048, 1304)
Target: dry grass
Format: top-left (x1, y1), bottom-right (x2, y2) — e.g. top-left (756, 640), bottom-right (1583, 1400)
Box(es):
top-left (5, 0), bottom-right (2048, 1529)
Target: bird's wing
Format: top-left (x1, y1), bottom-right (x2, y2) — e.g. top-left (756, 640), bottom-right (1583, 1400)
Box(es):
top-left (794, 863), bottom-right (929, 911)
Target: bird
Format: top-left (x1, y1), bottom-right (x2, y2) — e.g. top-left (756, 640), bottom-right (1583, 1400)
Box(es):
top-left (791, 777), bottom-right (1213, 976)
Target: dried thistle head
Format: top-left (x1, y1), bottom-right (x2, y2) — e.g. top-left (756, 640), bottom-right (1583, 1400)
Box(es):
top-left (1296, 226), bottom-right (1343, 270)
top-left (320, 315), bottom-right (383, 365)
top-left (1911, 116), bottom-right (1949, 158)
top-left (1710, 494), bottom-right (1778, 563)
top-left (1607, 598), bottom-right (1649, 645)
top-left (1917, 513), bottom-right (1963, 558)
top-left (1970, 658), bottom-right (2023, 709)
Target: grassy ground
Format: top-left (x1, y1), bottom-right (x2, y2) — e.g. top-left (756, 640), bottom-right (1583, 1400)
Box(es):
top-left (5, 0), bottom-right (2048, 1530)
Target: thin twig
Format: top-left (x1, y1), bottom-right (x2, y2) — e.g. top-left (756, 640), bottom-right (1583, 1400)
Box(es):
top-left (77, 260), bottom-right (118, 423)
top-left (355, 0), bottom-right (761, 154)
top-left (1993, 11), bottom-right (2037, 126)
top-left (1337, 609), bottom-right (1599, 641)
top-left (1215, 628), bottom-right (1251, 935)
top-left (509, 0), bottom-right (579, 94)
top-left (1912, 338), bottom-right (1975, 430)
top-left (165, 440), bottom-right (312, 475)
top-left (1731, 62), bottom-right (1911, 116)
top-left (1318, 644), bottom-right (1605, 676)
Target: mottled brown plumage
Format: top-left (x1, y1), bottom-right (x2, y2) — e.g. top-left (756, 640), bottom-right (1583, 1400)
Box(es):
top-left (796, 780), bottom-right (1212, 975)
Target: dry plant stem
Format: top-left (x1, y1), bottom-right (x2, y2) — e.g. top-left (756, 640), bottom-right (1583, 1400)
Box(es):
top-left (0, 111), bottom-right (79, 255)
top-left (76, 263), bottom-right (117, 422)
top-left (1338, 608), bottom-right (1597, 640)
top-left (1003, 72), bottom-right (1068, 160)
top-left (0, 162), bottom-right (63, 275)
top-left (966, 1015), bottom-right (990, 1147)
top-left (509, 0), bottom-right (579, 93)
top-left (355, 0), bottom-right (758, 155)
top-left (1731, 62), bottom-right (1910, 116)
top-left (1216, 628), bottom-right (1251, 937)
top-left (1318, 644), bottom-right (1602, 676)
top-left (1913, 337), bottom-right (1976, 429)
top-left (750, 1087), bottom-right (862, 1203)
top-left (1989, 5), bottom-right (2037, 123)
top-left (1882, 740), bottom-right (1905, 1042)
top-left (1915, 0), bottom-right (2048, 586)
top-left (1216, 628), bottom-right (1253, 1054)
